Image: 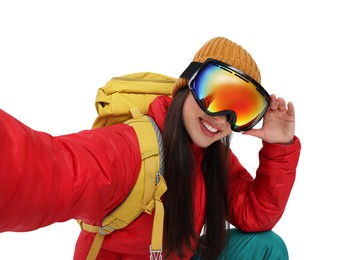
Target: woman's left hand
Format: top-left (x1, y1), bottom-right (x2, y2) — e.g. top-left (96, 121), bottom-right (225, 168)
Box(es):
top-left (243, 94), bottom-right (295, 144)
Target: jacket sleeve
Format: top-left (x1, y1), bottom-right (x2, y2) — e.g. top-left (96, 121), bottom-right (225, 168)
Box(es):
top-left (0, 109), bottom-right (141, 232)
top-left (228, 136), bottom-right (301, 232)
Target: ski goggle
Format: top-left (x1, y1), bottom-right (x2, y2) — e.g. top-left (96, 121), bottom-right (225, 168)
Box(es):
top-left (180, 58), bottom-right (270, 132)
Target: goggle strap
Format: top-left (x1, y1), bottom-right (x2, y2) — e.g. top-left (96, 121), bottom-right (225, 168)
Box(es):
top-left (179, 62), bottom-right (202, 79)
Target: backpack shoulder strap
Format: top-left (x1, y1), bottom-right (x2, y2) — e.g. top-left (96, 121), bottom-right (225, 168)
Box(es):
top-left (78, 110), bottom-right (167, 260)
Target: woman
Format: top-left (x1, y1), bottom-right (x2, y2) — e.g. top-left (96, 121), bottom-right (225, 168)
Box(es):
top-left (0, 37), bottom-right (301, 259)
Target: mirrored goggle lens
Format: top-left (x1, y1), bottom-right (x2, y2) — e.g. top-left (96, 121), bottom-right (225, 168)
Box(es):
top-left (191, 62), bottom-right (269, 131)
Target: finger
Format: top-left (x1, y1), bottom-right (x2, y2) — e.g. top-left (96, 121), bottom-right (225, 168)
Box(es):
top-left (287, 101), bottom-right (295, 116)
top-left (269, 94), bottom-right (277, 100)
top-left (269, 94), bottom-right (278, 110)
top-left (277, 97), bottom-right (287, 111)
top-left (242, 128), bottom-right (264, 139)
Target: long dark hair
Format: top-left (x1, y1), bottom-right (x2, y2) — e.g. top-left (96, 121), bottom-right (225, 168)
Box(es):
top-left (163, 87), bottom-right (231, 259)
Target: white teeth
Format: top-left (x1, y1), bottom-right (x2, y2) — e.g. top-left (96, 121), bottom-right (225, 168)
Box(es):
top-left (202, 120), bottom-right (218, 133)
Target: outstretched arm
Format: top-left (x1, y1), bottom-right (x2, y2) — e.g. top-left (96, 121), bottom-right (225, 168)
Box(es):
top-left (0, 109), bottom-right (140, 232)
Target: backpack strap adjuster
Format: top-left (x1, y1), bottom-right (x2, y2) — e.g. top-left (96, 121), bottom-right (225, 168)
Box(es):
top-left (98, 225), bottom-right (115, 235)
top-left (150, 245), bottom-right (162, 260)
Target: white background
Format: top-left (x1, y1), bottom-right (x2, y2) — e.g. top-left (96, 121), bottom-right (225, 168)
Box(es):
top-left (0, 1), bottom-right (361, 259)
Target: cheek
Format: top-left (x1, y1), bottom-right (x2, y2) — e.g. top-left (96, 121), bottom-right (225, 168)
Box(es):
top-left (183, 93), bottom-right (202, 121)
top-left (182, 93), bottom-right (202, 137)
top-left (186, 93), bottom-right (201, 111)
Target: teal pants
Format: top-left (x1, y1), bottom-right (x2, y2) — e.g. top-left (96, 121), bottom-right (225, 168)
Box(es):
top-left (191, 229), bottom-right (288, 260)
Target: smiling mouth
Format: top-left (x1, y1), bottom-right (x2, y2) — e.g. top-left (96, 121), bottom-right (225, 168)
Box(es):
top-left (201, 120), bottom-right (218, 133)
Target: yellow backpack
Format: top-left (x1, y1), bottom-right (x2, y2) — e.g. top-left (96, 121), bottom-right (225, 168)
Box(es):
top-left (77, 72), bottom-right (176, 260)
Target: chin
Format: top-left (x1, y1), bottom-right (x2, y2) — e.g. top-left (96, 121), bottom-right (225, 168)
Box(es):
top-left (192, 138), bottom-right (214, 148)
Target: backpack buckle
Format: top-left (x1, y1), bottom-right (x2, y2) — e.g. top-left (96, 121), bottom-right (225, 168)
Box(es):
top-left (150, 245), bottom-right (162, 260)
top-left (99, 225), bottom-right (114, 235)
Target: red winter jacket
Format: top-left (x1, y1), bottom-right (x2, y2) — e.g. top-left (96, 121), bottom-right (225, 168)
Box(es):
top-left (0, 96), bottom-right (301, 259)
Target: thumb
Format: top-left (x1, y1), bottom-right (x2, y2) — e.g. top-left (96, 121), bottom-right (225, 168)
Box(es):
top-left (242, 128), bottom-right (264, 139)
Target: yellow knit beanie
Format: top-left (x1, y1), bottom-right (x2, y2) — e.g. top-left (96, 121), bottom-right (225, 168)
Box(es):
top-left (172, 37), bottom-right (261, 97)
